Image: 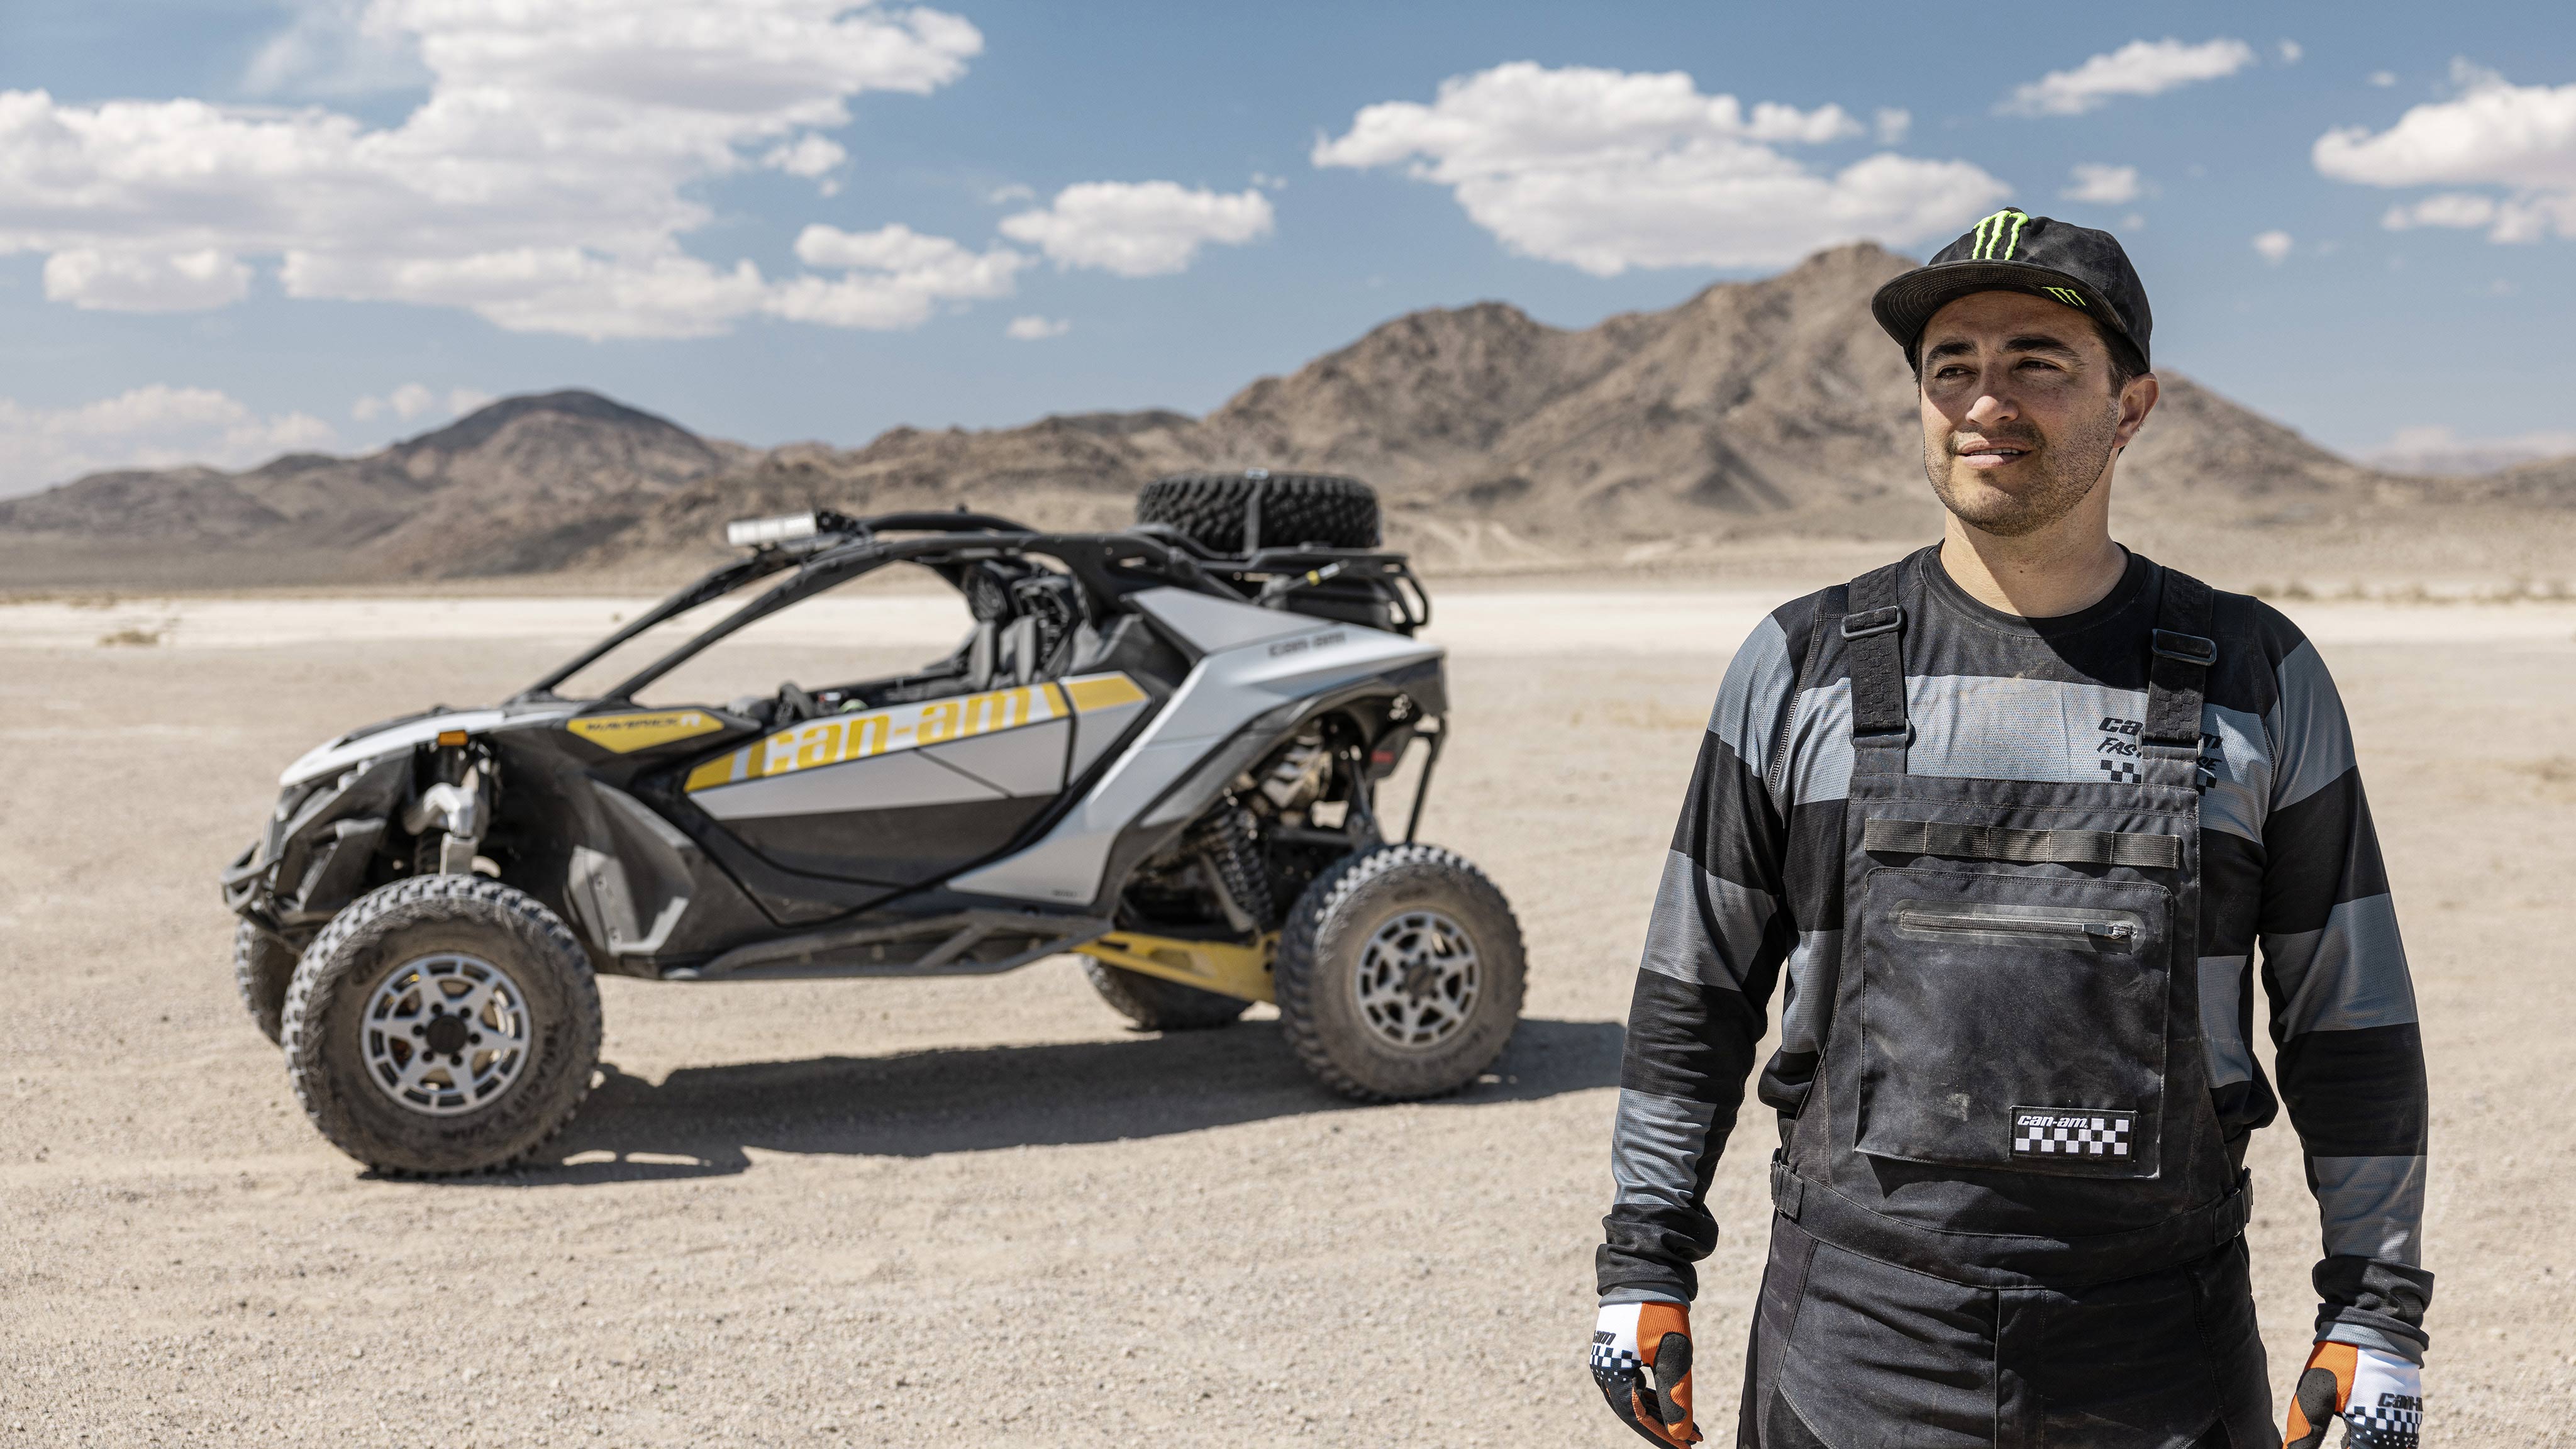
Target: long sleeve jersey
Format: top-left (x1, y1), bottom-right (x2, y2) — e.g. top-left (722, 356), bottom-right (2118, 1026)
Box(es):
top-left (1597, 547), bottom-right (2433, 1362)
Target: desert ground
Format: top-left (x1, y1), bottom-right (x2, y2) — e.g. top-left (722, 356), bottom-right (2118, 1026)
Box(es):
top-left (2, 579), bottom-right (2572, 1445)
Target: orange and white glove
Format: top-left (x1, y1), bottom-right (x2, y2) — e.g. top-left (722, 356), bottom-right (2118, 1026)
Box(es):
top-left (2282, 1342), bottom-right (2421, 1448)
top-left (1591, 1302), bottom-right (1701, 1446)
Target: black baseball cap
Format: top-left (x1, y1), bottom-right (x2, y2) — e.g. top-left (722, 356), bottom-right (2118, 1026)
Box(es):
top-left (1871, 209), bottom-right (2153, 373)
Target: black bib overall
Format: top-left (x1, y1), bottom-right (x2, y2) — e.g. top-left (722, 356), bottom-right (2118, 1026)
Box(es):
top-left (1744, 562), bottom-right (2272, 1448)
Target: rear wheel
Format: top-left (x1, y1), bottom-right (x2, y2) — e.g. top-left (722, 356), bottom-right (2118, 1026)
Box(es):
top-left (1080, 958), bottom-right (1251, 1032)
top-left (231, 919), bottom-right (300, 1045)
top-left (282, 875), bottom-right (601, 1175)
top-left (1274, 844), bottom-right (1524, 1101)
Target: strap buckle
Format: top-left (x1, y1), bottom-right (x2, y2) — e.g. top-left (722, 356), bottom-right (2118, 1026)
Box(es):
top-left (1841, 606), bottom-right (1902, 640)
top-left (2151, 630), bottom-right (2216, 666)
top-left (1769, 1160), bottom-right (1805, 1220)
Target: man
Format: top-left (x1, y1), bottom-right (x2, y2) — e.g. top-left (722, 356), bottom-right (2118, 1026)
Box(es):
top-left (1587, 211), bottom-right (2430, 1448)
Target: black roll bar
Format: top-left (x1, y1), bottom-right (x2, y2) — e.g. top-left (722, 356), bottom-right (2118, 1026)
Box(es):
top-left (846, 510), bottom-right (1035, 535)
top-left (510, 552), bottom-right (800, 702)
top-left (590, 528), bottom-right (1226, 705)
top-left (510, 511), bottom-right (1043, 702)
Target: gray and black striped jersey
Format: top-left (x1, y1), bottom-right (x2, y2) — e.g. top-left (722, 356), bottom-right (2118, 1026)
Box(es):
top-left (1597, 547), bottom-right (2433, 1362)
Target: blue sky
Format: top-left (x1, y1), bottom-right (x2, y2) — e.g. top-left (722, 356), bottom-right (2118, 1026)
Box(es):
top-left (3, 0), bottom-right (2573, 494)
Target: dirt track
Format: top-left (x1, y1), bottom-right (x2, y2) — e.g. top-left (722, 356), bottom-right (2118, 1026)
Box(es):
top-left (3, 587), bottom-right (2572, 1445)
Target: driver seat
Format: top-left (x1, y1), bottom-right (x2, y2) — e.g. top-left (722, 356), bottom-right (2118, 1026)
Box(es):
top-left (964, 620), bottom-right (1000, 692)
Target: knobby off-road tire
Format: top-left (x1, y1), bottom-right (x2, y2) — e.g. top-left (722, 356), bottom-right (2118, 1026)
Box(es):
top-left (282, 875), bottom-right (601, 1176)
top-left (1274, 844), bottom-right (1524, 1102)
top-left (233, 919), bottom-right (301, 1046)
top-left (1136, 472), bottom-right (1380, 553)
top-left (1080, 957), bottom-right (1252, 1032)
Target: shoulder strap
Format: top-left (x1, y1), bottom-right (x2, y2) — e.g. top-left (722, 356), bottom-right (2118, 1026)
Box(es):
top-left (1765, 585), bottom-right (1841, 802)
top-left (2142, 567), bottom-right (2216, 751)
top-left (1840, 561), bottom-right (1910, 772)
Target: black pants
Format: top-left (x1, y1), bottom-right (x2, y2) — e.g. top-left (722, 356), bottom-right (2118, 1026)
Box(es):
top-left (1738, 1216), bottom-right (2274, 1449)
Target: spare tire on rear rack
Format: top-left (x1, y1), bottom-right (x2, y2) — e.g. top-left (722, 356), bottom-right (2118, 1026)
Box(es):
top-left (1136, 470), bottom-right (1379, 554)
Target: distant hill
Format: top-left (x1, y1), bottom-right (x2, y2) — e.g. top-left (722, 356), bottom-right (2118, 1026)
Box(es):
top-left (0, 390), bottom-right (750, 582)
top-left (3, 245), bottom-right (2563, 586)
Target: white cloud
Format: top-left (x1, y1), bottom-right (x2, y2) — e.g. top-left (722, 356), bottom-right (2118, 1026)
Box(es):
top-left (1311, 63), bottom-right (2006, 275)
top-left (762, 134), bottom-right (848, 194)
top-left (2369, 72), bottom-right (2399, 88)
top-left (0, 386), bottom-right (336, 496)
top-left (1873, 108), bottom-right (1911, 144)
top-left (2278, 40), bottom-right (2304, 65)
top-left (767, 223), bottom-right (1027, 328)
top-left (2363, 423), bottom-right (2576, 473)
top-left (999, 181), bottom-right (1274, 277)
top-left (240, 0), bottom-right (433, 98)
top-left (355, 382), bottom-right (432, 421)
top-left (0, 1), bottom-right (989, 339)
top-left (2062, 164), bottom-right (2142, 205)
top-left (2316, 63), bottom-right (2576, 243)
top-left (2001, 38), bottom-right (2258, 117)
top-left (985, 182), bottom-right (1036, 204)
top-left (43, 248), bottom-right (251, 311)
top-left (352, 382), bottom-right (490, 423)
top-left (2380, 192), bottom-right (2501, 230)
top-left (2252, 230), bottom-right (2294, 262)
top-left (1005, 314), bottom-right (1070, 340)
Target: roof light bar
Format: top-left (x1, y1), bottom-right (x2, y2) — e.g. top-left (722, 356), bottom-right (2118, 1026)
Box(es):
top-left (724, 512), bottom-right (819, 548)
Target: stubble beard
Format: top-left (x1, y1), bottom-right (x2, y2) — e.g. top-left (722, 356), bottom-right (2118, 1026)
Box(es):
top-left (1923, 397), bottom-right (2124, 538)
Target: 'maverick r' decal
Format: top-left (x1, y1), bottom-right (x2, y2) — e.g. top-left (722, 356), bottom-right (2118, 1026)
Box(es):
top-left (683, 672), bottom-right (1146, 794)
top-left (567, 709), bottom-right (728, 753)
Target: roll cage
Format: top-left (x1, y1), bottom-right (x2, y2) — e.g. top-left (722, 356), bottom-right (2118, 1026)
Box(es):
top-left (507, 509), bottom-right (1431, 709)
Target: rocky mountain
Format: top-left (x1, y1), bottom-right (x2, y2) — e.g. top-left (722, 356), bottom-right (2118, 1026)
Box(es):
top-left (2460, 453), bottom-right (2576, 508)
top-left (2, 243), bottom-right (2544, 586)
top-left (0, 391), bottom-right (750, 584)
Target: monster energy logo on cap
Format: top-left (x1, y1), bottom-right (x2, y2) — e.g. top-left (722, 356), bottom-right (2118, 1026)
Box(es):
top-left (1869, 207), bottom-right (2155, 370)
top-left (1970, 208), bottom-right (2029, 260)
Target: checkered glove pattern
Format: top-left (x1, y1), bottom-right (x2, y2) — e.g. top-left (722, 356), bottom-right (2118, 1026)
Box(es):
top-left (2282, 1342), bottom-right (2421, 1449)
top-left (1591, 1302), bottom-right (1701, 1446)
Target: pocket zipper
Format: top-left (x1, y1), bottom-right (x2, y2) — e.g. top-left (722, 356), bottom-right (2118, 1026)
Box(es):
top-left (1896, 909), bottom-right (2135, 946)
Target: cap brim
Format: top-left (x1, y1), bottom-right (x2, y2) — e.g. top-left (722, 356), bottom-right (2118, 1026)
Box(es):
top-left (1870, 260), bottom-right (2142, 367)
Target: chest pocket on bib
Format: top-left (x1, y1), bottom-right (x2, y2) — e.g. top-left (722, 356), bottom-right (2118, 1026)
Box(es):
top-left (1854, 853), bottom-right (2174, 1179)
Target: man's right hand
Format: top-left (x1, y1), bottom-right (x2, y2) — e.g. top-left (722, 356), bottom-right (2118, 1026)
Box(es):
top-left (2282, 1341), bottom-right (2421, 1448)
top-left (1591, 1302), bottom-right (1702, 1446)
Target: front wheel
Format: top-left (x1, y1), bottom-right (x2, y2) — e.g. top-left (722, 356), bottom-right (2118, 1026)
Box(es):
top-left (232, 919), bottom-right (300, 1045)
top-left (281, 875), bottom-right (601, 1175)
top-left (1274, 844), bottom-right (1524, 1102)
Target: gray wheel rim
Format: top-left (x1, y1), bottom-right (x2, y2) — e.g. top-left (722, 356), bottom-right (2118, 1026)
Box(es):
top-left (360, 952), bottom-right (533, 1116)
top-left (1352, 908), bottom-right (1482, 1052)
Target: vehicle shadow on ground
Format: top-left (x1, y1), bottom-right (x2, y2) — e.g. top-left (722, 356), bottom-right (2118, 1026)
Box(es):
top-left (485, 1016), bottom-right (1622, 1185)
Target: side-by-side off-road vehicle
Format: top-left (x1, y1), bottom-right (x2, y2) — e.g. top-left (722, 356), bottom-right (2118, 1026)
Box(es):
top-left (222, 472), bottom-right (1525, 1174)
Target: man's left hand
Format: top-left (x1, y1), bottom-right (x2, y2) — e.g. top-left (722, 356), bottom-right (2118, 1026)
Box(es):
top-left (1591, 1302), bottom-right (1701, 1446)
top-left (2282, 1341), bottom-right (2421, 1448)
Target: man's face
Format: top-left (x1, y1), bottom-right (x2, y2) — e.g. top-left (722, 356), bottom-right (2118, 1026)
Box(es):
top-left (1916, 290), bottom-right (2151, 538)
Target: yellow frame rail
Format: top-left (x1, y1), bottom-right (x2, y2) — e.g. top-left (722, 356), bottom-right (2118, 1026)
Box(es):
top-left (1073, 931), bottom-right (1278, 1004)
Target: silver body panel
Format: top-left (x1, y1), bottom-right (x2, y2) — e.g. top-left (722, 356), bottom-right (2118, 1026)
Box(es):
top-left (950, 587), bottom-right (1441, 906)
top-left (280, 706), bottom-right (575, 788)
top-left (1065, 692), bottom-right (1152, 780)
top-left (691, 746), bottom-right (1008, 820)
top-left (923, 716), bottom-right (1075, 796)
